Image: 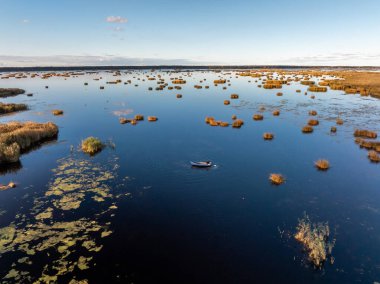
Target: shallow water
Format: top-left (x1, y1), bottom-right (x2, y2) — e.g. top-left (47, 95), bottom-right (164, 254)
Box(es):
top-left (0, 70), bottom-right (380, 283)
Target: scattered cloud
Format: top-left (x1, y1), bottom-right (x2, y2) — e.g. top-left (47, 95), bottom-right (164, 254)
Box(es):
top-left (21, 19), bottom-right (30, 24)
top-left (281, 52), bottom-right (380, 65)
top-left (0, 55), bottom-right (204, 67)
top-left (106, 16), bottom-right (128, 24)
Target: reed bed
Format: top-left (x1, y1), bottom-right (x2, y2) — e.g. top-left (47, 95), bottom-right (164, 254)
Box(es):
top-left (302, 126), bottom-right (314, 133)
top-left (295, 215), bottom-right (335, 268)
top-left (368, 151), bottom-right (380, 163)
top-left (253, 114), bottom-right (264, 121)
top-left (224, 100), bottom-right (230, 105)
top-left (272, 110), bottom-right (280, 116)
top-left (148, 116), bottom-right (158, 122)
top-left (0, 121), bottom-right (58, 163)
top-left (232, 119), bottom-right (244, 128)
top-left (0, 88), bottom-right (25, 98)
top-left (230, 94), bottom-right (239, 99)
top-left (51, 109), bottom-right (64, 116)
top-left (308, 86), bottom-right (327, 92)
top-left (134, 114), bottom-right (144, 121)
top-left (0, 103), bottom-right (28, 115)
top-left (308, 119), bottom-right (319, 126)
top-left (354, 129), bottom-right (377, 139)
top-left (263, 133), bottom-right (274, 140)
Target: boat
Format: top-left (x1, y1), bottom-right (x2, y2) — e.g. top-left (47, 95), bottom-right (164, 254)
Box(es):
top-left (190, 161), bottom-right (213, 168)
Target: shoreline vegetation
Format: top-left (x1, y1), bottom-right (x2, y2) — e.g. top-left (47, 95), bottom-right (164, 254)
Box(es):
top-left (0, 102), bottom-right (28, 115)
top-left (0, 121), bottom-right (58, 164)
top-left (0, 88), bottom-right (25, 98)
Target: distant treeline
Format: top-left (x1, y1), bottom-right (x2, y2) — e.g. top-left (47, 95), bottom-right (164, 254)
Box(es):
top-left (0, 65), bottom-right (379, 72)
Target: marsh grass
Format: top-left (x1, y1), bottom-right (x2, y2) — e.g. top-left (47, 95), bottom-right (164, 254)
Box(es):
top-left (51, 109), bottom-right (64, 116)
top-left (315, 159), bottom-right (330, 170)
top-left (269, 173), bottom-right (284, 185)
top-left (354, 129), bottom-right (377, 139)
top-left (0, 121), bottom-right (58, 164)
top-left (295, 214), bottom-right (335, 268)
top-left (263, 133), bottom-right (274, 140)
top-left (302, 126), bottom-right (313, 133)
top-left (0, 103), bottom-right (28, 115)
top-left (81, 137), bottom-right (104, 155)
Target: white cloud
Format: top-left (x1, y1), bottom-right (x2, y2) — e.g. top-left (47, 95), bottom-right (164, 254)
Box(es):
top-left (106, 16), bottom-right (128, 24)
top-left (21, 19), bottom-right (30, 24)
top-left (109, 26), bottom-right (125, 32)
top-left (0, 55), bottom-right (204, 67)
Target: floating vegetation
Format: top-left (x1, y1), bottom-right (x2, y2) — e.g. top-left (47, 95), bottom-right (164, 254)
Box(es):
top-left (253, 114), bottom-right (264, 121)
top-left (176, 94), bottom-right (182, 98)
top-left (276, 92), bottom-right (283, 96)
top-left (134, 114), bottom-right (144, 121)
top-left (354, 129), bottom-right (377, 139)
top-left (302, 126), bottom-right (313, 133)
top-left (51, 109), bottom-right (64, 116)
top-left (0, 121), bottom-right (58, 164)
top-left (269, 173), bottom-right (284, 185)
top-left (230, 94), bottom-right (239, 99)
top-left (336, 118), bottom-right (344, 125)
top-left (0, 155), bottom-right (128, 282)
top-left (295, 214), bottom-right (335, 268)
top-left (308, 119), bottom-right (319, 126)
top-left (309, 110), bottom-right (317, 116)
top-left (308, 86), bottom-right (327, 92)
top-left (172, 80), bottom-right (186, 84)
top-left (272, 110), bottom-right (280, 116)
top-left (263, 133), bottom-right (274, 140)
top-left (331, 126), bottom-right (337, 133)
top-left (224, 100), bottom-right (230, 105)
top-left (232, 119), bottom-right (244, 128)
top-left (0, 103), bottom-right (28, 115)
top-left (81, 137), bottom-right (104, 155)
top-left (148, 116), bottom-right (158, 122)
top-left (315, 159), bottom-right (330, 170)
top-left (368, 150), bottom-right (380, 163)
top-left (0, 88), bottom-right (25, 98)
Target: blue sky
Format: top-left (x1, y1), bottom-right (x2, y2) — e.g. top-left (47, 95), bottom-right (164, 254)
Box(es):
top-left (1, 0), bottom-right (380, 66)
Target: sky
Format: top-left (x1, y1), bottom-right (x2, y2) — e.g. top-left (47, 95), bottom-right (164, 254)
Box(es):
top-left (1, 0), bottom-right (380, 67)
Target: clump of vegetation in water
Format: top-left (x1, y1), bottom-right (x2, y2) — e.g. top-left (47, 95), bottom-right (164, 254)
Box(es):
top-left (368, 150), bottom-right (380, 163)
top-left (308, 119), bottom-right (319, 126)
top-left (263, 133), bottom-right (274, 140)
top-left (272, 110), bottom-right (280, 116)
top-left (81, 137), bottom-right (104, 155)
top-left (51, 109), bottom-right (64, 116)
top-left (269, 173), bottom-right (284, 185)
top-left (315, 159), bottom-right (330, 170)
top-left (0, 103), bottom-right (28, 115)
top-left (232, 119), bottom-right (244, 128)
top-left (0, 121), bottom-right (58, 164)
top-left (302, 126), bottom-right (313, 133)
top-left (295, 214), bottom-right (335, 268)
top-left (354, 129), bottom-right (377, 139)
top-left (0, 88), bottom-right (25, 98)
top-left (253, 114), bottom-right (264, 121)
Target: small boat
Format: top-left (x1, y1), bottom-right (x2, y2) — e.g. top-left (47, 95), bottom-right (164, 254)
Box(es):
top-left (190, 161), bottom-right (213, 168)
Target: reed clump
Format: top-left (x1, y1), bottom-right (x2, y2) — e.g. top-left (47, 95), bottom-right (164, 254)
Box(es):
top-left (315, 159), bottom-right (330, 170)
top-left (269, 173), bottom-right (284, 185)
top-left (331, 126), bottom-right (337, 133)
top-left (176, 94), bottom-right (182, 98)
top-left (51, 109), bottom-right (64, 116)
top-left (214, 79), bottom-right (226, 84)
top-left (309, 110), bottom-right (317, 116)
top-left (354, 129), bottom-right (377, 139)
top-left (301, 81), bottom-right (315, 86)
top-left (232, 119), bottom-right (244, 128)
top-left (263, 133), bottom-right (274, 140)
top-left (172, 80), bottom-right (186, 84)
top-left (336, 118), bottom-right (344, 125)
top-left (148, 116), bottom-right (158, 122)
top-left (230, 94), bottom-right (239, 99)
top-left (253, 114), bottom-right (264, 121)
top-left (134, 114), bottom-right (144, 121)
top-left (295, 214), bottom-right (335, 268)
top-left (0, 121), bottom-right (58, 164)
top-left (368, 150), bottom-right (380, 163)
top-left (276, 92), bottom-right (283, 96)
top-left (0, 103), bottom-right (28, 115)
top-left (0, 88), bottom-right (25, 98)
top-left (272, 110), bottom-right (280, 116)
top-left (308, 86), bottom-right (327, 92)
top-left (308, 119), bottom-right (319, 126)
top-left (81, 137), bottom-right (104, 155)
top-left (224, 100), bottom-right (230, 105)
top-left (302, 126), bottom-right (314, 133)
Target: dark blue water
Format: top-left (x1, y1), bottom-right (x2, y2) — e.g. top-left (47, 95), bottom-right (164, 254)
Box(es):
top-left (0, 71), bottom-right (380, 283)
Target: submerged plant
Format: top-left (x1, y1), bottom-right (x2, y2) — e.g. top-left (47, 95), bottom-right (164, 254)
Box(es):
top-left (295, 214), bottom-right (335, 268)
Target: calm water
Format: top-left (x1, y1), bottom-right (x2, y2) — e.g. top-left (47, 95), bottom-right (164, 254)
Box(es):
top-left (1, 70), bottom-right (380, 283)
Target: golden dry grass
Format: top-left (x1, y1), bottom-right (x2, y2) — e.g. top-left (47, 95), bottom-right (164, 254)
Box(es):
top-left (272, 110), bottom-right (280, 116)
top-left (354, 129), bottom-right (377, 139)
top-left (368, 151), bottom-right (380, 163)
top-left (148, 116), bottom-right (158, 122)
top-left (309, 110), bottom-right (317, 116)
top-left (224, 100), bottom-right (230, 105)
top-left (253, 114), bottom-right (264, 121)
top-left (0, 121), bottom-right (58, 163)
top-left (232, 119), bottom-right (244, 128)
top-left (230, 94), bottom-right (239, 99)
top-left (81, 137), bottom-right (103, 155)
top-left (51, 109), bottom-right (64, 116)
top-left (302, 126), bottom-right (314, 133)
top-left (315, 159), bottom-right (330, 170)
top-left (263, 133), bottom-right (274, 140)
top-left (295, 214), bottom-right (335, 268)
top-left (308, 119), bottom-right (319, 126)
top-left (0, 88), bottom-right (25, 98)
top-left (269, 173), bottom-right (284, 185)
top-left (0, 103), bottom-right (28, 115)
top-left (134, 114), bottom-right (144, 121)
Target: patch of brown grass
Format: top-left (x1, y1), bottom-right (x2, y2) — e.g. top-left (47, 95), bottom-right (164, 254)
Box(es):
top-left (51, 109), bottom-right (64, 116)
top-left (0, 103), bottom-right (28, 115)
top-left (253, 114), bottom-right (264, 121)
top-left (269, 173), bottom-right (284, 185)
top-left (302, 126), bottom-right (314, 133)
top-left (308, 119), bottom-right (319, 126)
top-left (0, 121), bottom-right (58, 164)
top-left (368, 151), bottom-right (380, 163)
top-left (354, 129), bottom-right (377, 139)
top-left (263, 133), bottom-right (274, 140)
top-left (315, 159), bottom-right (330, 170)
